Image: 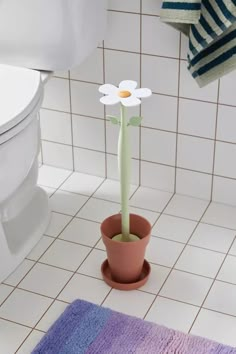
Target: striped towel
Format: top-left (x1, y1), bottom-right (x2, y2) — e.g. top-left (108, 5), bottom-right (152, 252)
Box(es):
top-left (160, 0), bottom-right (236, 87)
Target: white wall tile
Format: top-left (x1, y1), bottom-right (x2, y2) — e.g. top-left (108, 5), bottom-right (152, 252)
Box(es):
top-left (142, 55), bottom-right (179, 96)
top-left (70, 48), bottom-right (103, 84)
top-left (39, 7), bottom-right (236, 201)
top-left (176, 168), bottom-right (212, 200)
top-left (72, 115), bottom-right (105, 152)
top-left (105, 11), bottom-right (140, 52)
top-left (142, 16), bottom-right (180, 58)
top-left (108, 0), bottom-right (140, 12)
top-left (42, 77), bottom-right (70, 112)
top-left (217, 105), bottom-right (236, 143)
top-left (142, 94), bottom-right (178, 132)
top-left (71, 81), bottom-right (104, 118)
top-left (212, 176), bottom-right (236, 206)
top-left (141, 161), bottom-right (175, 191)
top-left (40, 109), bottom-right (72, 144)
top-left (142, 0), bottom-right (162, 15)
top-left (54, 70), bottom-right (69, 79)
top-left (142, 128), bottom-right (176, 165)
top-left (214, 141), bottom-right (236, 178)
top-left (178, 99), bottom-right (217, 139)
top-left (74, 147), bottom-right (106, 177)
top-left (42, 141), bottom-right (73, 170)
top-left (180, 61), bottom-right (218, 102)
top-left (177, 135), bottom-right (214, 173)
top-left (219, 70), bottom-right (236, 105)
top-left (105, 49), bottom-right (140, 86)
top-left (180, 35), bottom-right (188, 59)
top-left (106, 120), bottom-right (139, 158)
top-left (106, 153), bottom-right (140, 185)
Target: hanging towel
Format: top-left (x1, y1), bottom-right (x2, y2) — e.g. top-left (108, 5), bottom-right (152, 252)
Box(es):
top-left (160, 0), bottom-right (236, 87)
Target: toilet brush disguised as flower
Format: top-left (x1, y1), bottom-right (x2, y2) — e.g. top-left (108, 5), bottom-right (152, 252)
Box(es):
top-left (99, 80), bottom-right (152, 290)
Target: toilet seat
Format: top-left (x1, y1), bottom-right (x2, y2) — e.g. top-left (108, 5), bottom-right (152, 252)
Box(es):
top-left (0, 97), bottom-right (42, 145)
top-left (0, 64), bottom-right (43, 143)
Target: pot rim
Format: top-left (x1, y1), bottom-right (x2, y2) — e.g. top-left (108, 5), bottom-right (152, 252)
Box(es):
top-left (101, 213), bottom-right (151, 244)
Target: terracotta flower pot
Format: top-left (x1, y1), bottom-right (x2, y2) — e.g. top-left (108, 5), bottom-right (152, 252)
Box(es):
top-left (101, 213), bottom-right (151, 290)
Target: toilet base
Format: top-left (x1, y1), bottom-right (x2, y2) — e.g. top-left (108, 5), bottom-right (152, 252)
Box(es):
top-left (0, 186), bottom-right (50, 283)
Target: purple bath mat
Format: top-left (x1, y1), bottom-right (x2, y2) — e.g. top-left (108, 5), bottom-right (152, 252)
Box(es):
top-left (32, 299), bottom-right (236, 354)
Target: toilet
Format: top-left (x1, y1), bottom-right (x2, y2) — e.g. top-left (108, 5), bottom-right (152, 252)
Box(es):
top-left (0, 0), bottom-right (107, 283)
top-left (0, 65), bottom-right (51, 283)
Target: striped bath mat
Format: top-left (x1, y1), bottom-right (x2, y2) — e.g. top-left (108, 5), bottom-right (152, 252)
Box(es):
top-left (32, 299), bottom-right (236, 354)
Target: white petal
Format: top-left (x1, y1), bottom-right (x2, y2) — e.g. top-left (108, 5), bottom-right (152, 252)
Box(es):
top-left (134, 88), bottom-right (152, 98)
top-left (99, 84), bottom-right (118, 95)
top-left (100, 94), bottom-right (120, 106)
top-left (121, 96), bottom-right (141, 107)
top-left (119, 80), bottom-right (137, 91)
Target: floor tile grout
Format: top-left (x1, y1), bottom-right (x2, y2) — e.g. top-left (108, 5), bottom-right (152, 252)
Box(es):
top-left (13, 175), bottom-right (110, 353)
top-left (143, 199), bottom-right (211, 321)
top-left (2, 167), bottom-right (236, 352)
top-left (187, 234), bottom-right (236, 334)
top-left (11, 169), bottom-right (87, 353)
top-left (43, 201), bottom-right (236, 233)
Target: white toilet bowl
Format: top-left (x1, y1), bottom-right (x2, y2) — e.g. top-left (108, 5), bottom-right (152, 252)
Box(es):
top-left (0, 0), bottom-right (108, 283)
top-left (0, 64), bottom-right (51, 283)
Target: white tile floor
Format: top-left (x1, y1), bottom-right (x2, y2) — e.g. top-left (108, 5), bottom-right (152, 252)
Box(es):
top-left (1, 165), bottom-right (236, 353)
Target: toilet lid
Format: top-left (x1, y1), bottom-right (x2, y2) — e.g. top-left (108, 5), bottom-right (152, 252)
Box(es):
top-left (0, 64), bottom-right (42, 135)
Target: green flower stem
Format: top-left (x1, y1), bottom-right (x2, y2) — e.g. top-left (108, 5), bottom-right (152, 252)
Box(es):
top-left (118, 104), bottom-right (130, 242)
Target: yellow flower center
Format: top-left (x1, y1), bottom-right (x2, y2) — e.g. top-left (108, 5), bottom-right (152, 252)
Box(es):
top-left (118, 90), bottom-right (131, 98)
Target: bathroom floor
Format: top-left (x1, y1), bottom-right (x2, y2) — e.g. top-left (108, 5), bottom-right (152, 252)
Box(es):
top-left (1, 165), bottom-right (236, 353)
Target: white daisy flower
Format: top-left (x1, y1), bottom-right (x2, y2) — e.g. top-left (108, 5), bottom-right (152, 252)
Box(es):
top-left (99, 80), bottom-right (152, 107)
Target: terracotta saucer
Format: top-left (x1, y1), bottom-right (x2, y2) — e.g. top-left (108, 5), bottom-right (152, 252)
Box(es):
top-left (101, 259), bottom-right (151, 291)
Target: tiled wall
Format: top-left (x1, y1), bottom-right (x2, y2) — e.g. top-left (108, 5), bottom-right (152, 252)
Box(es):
top-left (40, 0), bottom-right (236, 206)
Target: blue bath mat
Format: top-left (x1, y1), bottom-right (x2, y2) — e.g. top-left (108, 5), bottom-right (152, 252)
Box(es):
top-left (32, 299), bottom-right (236, 353)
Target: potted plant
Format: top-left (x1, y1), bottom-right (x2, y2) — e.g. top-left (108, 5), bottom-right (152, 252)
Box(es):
top-left (99, 80), bottom-right (152, 290)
